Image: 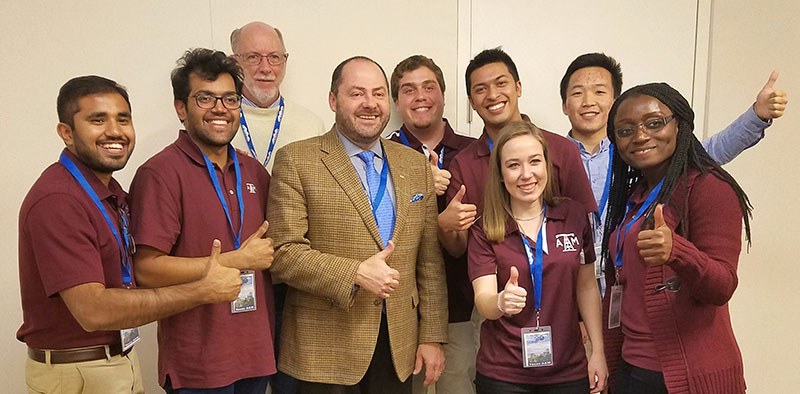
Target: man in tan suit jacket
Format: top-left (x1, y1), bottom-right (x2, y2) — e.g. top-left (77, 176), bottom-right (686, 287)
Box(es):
top-left (267, 56), bottom-right (448, 394)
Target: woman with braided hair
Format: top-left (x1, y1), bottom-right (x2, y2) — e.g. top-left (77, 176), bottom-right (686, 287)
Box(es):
top-left (600, 82), bottom-right (752, 394)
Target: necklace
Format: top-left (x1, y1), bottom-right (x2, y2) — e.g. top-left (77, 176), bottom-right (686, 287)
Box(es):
top-left (514, 208), bottom-right (544, 221)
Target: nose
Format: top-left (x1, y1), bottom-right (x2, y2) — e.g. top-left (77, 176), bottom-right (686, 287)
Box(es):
top-left (105, 119), bottom-right (125, 137)
top-left (520, 163), bottom-right (534, 179)
top-left (256, 57), bottom-right (274, 75)
top-left (632, 124), bottom-right (650, 142)
top-left (211, 97), bottom-right (228, 113)
top-left (582, 92), bottom-right (596, 107)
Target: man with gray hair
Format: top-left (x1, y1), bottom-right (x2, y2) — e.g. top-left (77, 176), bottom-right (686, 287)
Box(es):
top-left (229, 21), bottom-right (325, 172)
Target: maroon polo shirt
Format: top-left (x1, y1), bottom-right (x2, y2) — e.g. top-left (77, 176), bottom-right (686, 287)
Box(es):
top-left (447, 124), bottom-right (597, 218)
top-left (468, 199), bottom-right (595, 385)
top-left (389, 118), bottom-right (476, 322)
top-left (17, 149), bottom-right (130, 350)
top-left (129, 130), bottom-right (275, 389)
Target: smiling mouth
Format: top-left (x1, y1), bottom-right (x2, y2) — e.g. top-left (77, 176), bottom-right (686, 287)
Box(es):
top-left (580, 111), bottom-right (599, 119)
top-left (99, 142), bottom-right (125, 154)
top-left (518, 182), bottom-right (537, 192)
top-left (632, 147), bottom-right (655, 155)
top-left (488, 102), bottom-right (505, 112)
top-left (413, 107), bottom-right (431, 112)
top-left (357, 115), bottom-right (379, 120)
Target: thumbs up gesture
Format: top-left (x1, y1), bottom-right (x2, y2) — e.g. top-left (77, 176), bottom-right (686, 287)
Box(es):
top-left (201, 239), bottom-right (244, 303)
top-left (355, 240), bottom-right (401, 298)
top-left (497, 266), bottom-right (527, 315)
top-left (754, 70), bottom-right (789, 121)
top-left (636, 204), bottom-right (672, 265)
top-left (428, 149), bottom-right (452, 196)
top-left (438, 185), bottom-right (478, 232)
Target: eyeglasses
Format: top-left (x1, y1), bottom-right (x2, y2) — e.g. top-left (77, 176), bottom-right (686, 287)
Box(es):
top-left (192, 93), bottom-right (241, 110)
top-left (614, 115), bottom-right (675, 139)
top-left (235, 52), bottom-right (289, 66)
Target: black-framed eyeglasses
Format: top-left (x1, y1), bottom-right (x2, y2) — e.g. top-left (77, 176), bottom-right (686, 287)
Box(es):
top-left (614, 115), bottom-right (675, 139)
top-left (192, 93), bottom-right (241, 110)
top-left (235, 52), bottom-right (289, 66)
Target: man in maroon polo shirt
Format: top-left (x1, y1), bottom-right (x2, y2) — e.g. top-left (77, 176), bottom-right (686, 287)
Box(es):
top-left (17, 75), bottom-right (244, 394)
top-left (129, 49), bottom-right (276, 394)
top-left (388, 55), bottom-right (476, 394)
top-left (440, 47), bottom-right (596, 257)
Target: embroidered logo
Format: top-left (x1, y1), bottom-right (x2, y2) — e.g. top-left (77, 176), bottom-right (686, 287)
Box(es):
top-left (246, 183), bottom-right (257, 194)
top-left (555, 233), bottom-right (579, 252)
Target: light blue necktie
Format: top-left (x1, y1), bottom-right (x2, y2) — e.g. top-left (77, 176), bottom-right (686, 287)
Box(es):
top-left (357, 150), bottom-right (395, 247)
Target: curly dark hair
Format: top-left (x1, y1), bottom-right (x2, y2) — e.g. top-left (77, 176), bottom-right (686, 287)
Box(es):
top-left (171, 48), bottom-right (243, 103)
top-left (601, 82), bottom-right (753, 267)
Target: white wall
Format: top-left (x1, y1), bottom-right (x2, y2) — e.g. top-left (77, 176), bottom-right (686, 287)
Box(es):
top-left (706, 0), bottom-right (800, 391)
top-left (0, 1), bottom-right (796, 393)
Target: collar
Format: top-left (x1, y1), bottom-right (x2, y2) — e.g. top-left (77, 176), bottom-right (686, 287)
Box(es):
top-left (241, 94), bottom-right (282, 109)
top-left (174, 129), bottom-right (236, 169)
top-left (398, 118), bottom-right (460, 151)
top-left (60, 148), bottom-right (125, 203)
top-left (335, 126), bottom-right (383, 159)
top-left (566, 131), bottom-right (611, 155)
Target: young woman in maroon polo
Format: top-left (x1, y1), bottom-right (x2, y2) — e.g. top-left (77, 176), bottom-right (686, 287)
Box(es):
top-left (468, 121), bottom-right (607, 393)
top-left (601, 83), bottom-right (752, 394)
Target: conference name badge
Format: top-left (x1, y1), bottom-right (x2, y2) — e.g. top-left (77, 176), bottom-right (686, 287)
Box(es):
top-left (231, 270), bottom-right (257, 313)
top-left (121, 327), bottom-right (140, 352)
top-left (521, 326), bottom-right (554, 368)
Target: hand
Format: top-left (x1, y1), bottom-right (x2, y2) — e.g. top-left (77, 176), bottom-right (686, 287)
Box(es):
top-left (497, 266), bottom-right (527, 315)
top-left (429, 150), bottom-right (451, 196)
top-left (637, 204), bottom-right (672, 265)
top-left (355, 240), bottom-right (400, 298)
top-left (438, 185), bottom-right (478, 232)
top-left (231, 221), bottom-right (274, 270)
top-left (413, 342), bottom-right (445, 386)
top-left (201, 239), bottom-right (243, 303)
top-left (587, 351), bottom-right (608, 393)
top-left (754, 70), bottom-right (789, 121)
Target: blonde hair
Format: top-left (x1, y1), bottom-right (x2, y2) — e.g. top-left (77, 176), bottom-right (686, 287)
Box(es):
top-left (484, 121), bottom-right (558, 242)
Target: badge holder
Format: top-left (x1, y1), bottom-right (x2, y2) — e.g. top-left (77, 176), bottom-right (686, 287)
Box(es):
top-left (120, 327), bottom-right (141, 352)
top-left (608, 268), bottom-right (622, 329)
top-left (231, 270), bottom-right (257, 313)
top-left (521, 310), bottom-right (554, 368)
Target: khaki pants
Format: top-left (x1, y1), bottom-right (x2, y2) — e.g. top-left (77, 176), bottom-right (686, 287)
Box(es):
top-left (25, 347), bottom-right (144, 394)
top-left (413, 306), bottom-right (484, 394)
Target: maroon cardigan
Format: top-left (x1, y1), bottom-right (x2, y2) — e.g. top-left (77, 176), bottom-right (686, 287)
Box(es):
top-left (603, 170), bottom-right (747, 394)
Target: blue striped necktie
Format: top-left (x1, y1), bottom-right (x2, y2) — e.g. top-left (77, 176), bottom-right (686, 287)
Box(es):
top-left (357, 150), bottom-right (395, 247)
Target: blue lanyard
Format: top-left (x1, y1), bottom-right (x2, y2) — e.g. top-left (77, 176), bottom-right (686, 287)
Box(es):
top-left (596, 145), bottom-right (614, 221)
top-left (198, 145), bottom-right (245, 249)
top-left (614, 178), bottom-right (664, 268)
top-left (396, 129), bottom-right (444, 169)
top-left (487, 136), bottom-right (493, 153)
top-left (362, 148), bottom-right (390, 218)
top-left (519, 205), bottom-right (546, 311)
top-left (240, 96), bottom-right (284, 167)
top-left (59, 153), bottom-right (132, 285)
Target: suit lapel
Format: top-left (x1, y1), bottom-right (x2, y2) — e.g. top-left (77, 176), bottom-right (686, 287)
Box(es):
top-left (384, 141), bottom-right (409, 246)
top-left (320, 129), bottom-right (384, 248)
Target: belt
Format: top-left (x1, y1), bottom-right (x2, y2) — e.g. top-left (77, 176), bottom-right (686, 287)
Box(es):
top-left (27, 343), bottom-right (131, 364)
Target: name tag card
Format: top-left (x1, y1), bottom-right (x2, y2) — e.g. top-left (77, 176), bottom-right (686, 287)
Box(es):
top-left (231, 270), bottom-right (257, 313)
top-left (521, 326), bottom-right (554, 368)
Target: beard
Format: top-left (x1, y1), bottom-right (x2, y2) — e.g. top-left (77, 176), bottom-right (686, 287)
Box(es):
top-left (73, 138), bottom-right (133, 174)
top-left (335, 110), bottom-right (389, 147)
top-left (243, 80), bottom-right (279, 107)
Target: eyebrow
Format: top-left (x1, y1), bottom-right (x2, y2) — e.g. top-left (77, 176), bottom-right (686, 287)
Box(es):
top-left (194, 89), bottom-right (238, 96)
top-left (570, 82), bottom-right (610, 90)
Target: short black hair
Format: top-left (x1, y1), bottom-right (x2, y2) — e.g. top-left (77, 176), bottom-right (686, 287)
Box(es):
top-left (171, 48), bottom-right (244, 103)
top-left (465, 47), bottom-right (519, 97)
top-left (57, 75), bottom-right (131, 129)
top-left (330, 56), bottom-right (389, 95)
top-left (559, 53), bottom-right (623, 103)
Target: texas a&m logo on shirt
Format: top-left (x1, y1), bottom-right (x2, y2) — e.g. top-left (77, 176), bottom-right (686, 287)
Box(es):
top-left (555, 233), bottom-right (580, 252)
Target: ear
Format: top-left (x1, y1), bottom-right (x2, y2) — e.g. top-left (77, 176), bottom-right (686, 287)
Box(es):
top-left (562, 101), bottom-right (568, 116)
top-left (515, 80), bottom-right (522, 98)
top-left (174, 99), bottom-right (187, 123)
top-left (468, 95), bottom-right (477, 111)
top-left (328, 91), bottom-right (337, 113)
top-left (56, 122), bottom-right (74, 148)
